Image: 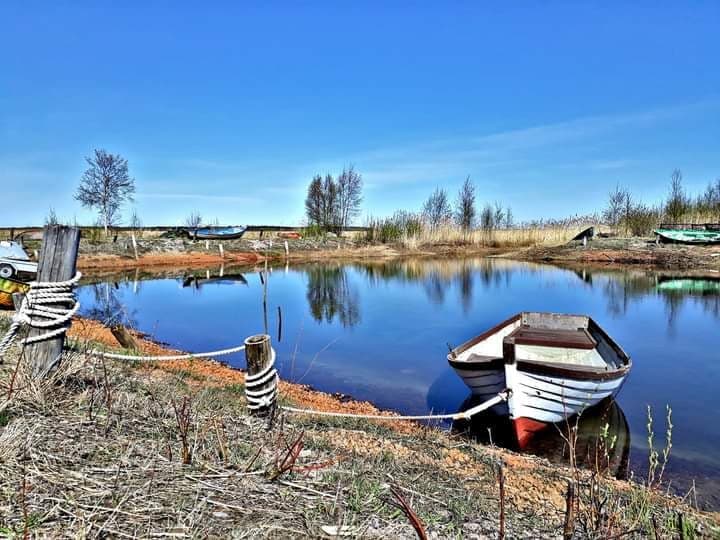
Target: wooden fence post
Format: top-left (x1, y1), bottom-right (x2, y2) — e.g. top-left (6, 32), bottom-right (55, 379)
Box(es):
top-left (131, 233), bottom-right (139, 260)
top-left (244, 334), bottom-right (274, 415)
top-left (25, 225), bottom-right (81, 378)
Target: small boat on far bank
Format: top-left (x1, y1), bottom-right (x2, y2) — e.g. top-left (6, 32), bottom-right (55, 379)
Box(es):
top-left (187, 226), bottom-right (247, 240)
top-left (448, 312), bottom-right (631, 449)
top-left (0, 276), bottom-right (30, 309)
top-left (654, 224), bottom-right (720, 244)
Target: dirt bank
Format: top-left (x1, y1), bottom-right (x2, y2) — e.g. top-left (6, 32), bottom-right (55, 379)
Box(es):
top-left (509, 236), bottom-right (720, 270)
top-left (72, 233), bottom-right (720, 275)
top-left (0, 314), bottom-right (717, 537)
top-left (74, 236), bottom-right (509, 273)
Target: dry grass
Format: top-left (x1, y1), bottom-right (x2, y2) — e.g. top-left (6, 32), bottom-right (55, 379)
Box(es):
top-left (0, 348), bottom-right (542, 538)
top-left (0, 323), bottom-right (715, 538)
top-left (401, 226), bottom-right (585, 249)
top-left (364, 220), bottom-right (592, 250)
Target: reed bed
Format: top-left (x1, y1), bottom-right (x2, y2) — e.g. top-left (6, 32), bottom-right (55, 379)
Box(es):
top-left (364, 216), bottom-right (586, 249)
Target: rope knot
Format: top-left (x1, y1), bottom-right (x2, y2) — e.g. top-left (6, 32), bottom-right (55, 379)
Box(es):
top-left (0, 272), bottom-right (82, 359)
top-left (244, 348), bottom-right (278, 411)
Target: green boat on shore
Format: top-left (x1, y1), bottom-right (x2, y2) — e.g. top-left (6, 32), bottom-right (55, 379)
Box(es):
top-left (653, 224), bottom-right (720, 244)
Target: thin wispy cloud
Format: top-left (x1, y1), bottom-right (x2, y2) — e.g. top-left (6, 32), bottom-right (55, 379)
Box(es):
top-left (351, 98), bottom-right (720, 187)
top-left (137, 192), bottom-right (261, 204)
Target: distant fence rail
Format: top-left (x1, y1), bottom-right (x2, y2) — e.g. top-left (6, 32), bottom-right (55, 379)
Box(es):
top-left (0, 224), bottom-right (371, 240)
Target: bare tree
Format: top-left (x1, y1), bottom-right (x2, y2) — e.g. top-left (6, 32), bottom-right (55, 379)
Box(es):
top-left (665, 169), bottom-right (688, 223)
top-left (454, 176), bottom-right (476, 231)
top-left (129, 208), bottom-right (142, 230)
top-left (422, 187), bottom-right (452, 229)
top-left (305, 175), bottom-right (324, 226)
top-left (479, 203), bottom-right (494, 231)
top-left (75, 149), bottom-right (135, 235)
top-left (305, 173), bottom-right (344, 231)
top-left (504, 207), bottom-right (514, 229)
top-left (699, 178), bottom-right (720, 220)
top-left (320, 174), bottom-right (338, 230)
top-left (336, 166), bottom-right (363, 231)
top-left (622, 190), bottom-right (634, 236)
top-left (604, 185), bottom-right (629, 232)
top-left (493, 202), bottom-right (505, 229)
top-left (185, 211), bottom-right (202, 229)
top-left (45, 207), bottom-right (59, 226)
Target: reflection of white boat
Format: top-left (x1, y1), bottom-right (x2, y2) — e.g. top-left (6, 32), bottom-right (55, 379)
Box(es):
top-left (182, 274), bottom-right (248, 288)
top-left (454, 397), bottom-right (630, 478)
top-left (448, 312), bottom-right (631, 448)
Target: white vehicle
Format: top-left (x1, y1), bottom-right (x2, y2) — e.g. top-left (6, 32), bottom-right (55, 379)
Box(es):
top-left (0, 241), bottom-right (38, 278)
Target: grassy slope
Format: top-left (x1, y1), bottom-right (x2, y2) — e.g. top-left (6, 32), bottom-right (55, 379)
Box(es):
top-left (0, 317), bottom-right (717, 538)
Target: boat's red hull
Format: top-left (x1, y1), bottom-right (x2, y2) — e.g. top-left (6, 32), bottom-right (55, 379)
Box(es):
top-left (512, 417), bottom-right (550, 449)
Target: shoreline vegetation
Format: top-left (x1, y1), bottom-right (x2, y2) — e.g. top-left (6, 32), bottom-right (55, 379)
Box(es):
top-left (0, 313), bottom-right (717, 537)
top-left (68, 230), bottom-right (719, 273)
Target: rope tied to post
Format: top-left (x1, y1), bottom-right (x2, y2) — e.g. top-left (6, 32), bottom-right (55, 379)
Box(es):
top-left (245, 347), bottom-right (278, 410)
top-left (0, 272), bottom-right (82, 360)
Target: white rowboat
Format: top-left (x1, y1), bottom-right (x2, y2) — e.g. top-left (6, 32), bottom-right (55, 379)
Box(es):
top-left (448, 312), bottom-right (631, 448)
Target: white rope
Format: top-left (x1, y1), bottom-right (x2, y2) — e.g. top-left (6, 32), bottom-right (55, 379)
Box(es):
top-left (0, 272), bottom-right (82, 360)
top-left (239, 343), bottom-right (510, 419)
top-left (84, 344), bottom-right (246, 361)
top-left (0, 274), bottom-right (507, 423)
top-left (245, 348), bottom-right (278, 410)
top-left (281, 391), bottom-right (510, 422)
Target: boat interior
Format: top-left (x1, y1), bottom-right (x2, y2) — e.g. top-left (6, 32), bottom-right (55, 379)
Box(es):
top-left (453, 312), bottom-right (629, 371)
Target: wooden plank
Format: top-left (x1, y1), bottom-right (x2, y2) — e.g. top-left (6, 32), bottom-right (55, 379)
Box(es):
top-left (508, 327), bottom-right (597, 350)
top-left (24, 225), bottom-right (81, 378)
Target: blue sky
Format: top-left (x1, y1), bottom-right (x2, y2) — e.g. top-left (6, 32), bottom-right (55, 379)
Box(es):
top-left (1, 2), bottom-right (719, 227)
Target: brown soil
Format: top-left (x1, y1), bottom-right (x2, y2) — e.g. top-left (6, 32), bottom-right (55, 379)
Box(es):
top-left (67, 317), bottom-right (417, 434)
top-left (515, 237), bottom-right (720, 270)
top-left (77, 251), bottom-right (265, 271)
top-left (76, 240), bottom-right (508, 273)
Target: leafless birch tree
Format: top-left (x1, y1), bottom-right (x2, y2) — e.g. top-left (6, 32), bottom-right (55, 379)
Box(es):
top-left (75, 149), bottom-right (135, 235)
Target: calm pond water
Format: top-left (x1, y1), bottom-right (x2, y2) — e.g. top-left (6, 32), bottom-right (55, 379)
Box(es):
top-left (79, 258), bottom-right (720, 509)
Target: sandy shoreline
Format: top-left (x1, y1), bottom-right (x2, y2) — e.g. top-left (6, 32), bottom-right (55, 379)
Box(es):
top-left (0, 311), bottom-right (718, 536)
top-left (70, 235), bottom-right (720, 275)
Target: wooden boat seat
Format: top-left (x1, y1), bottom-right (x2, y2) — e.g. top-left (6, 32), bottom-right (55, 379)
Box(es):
top-left (505, 326), bottom-right (597, 350)
top-left (466, 353), bottom-right (503, 364)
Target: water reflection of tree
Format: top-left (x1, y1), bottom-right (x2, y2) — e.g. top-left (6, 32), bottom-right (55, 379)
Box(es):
top-left (457, 264), bottom-right (473, 313)
top-left (84, 282), bottom-right (136, 328)
top-left (354, 258), bottom-right (522, 310)
top-left (305, 265), bottom-right (361, 328)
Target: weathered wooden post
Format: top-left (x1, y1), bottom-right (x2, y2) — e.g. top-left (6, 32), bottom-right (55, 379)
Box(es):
top-left (244, 334), bottom-right (275, 415)
top-left (25, 225), bottom-right (81, 377)
top-left (131, 232), bottom-right (139, 260)
top-left (110, 325), bottom-right (139, 350)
